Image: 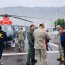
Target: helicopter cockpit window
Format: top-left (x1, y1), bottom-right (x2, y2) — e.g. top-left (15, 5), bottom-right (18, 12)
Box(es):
top-left (7, 26), bottom-right (14, 36)
top-left (2, 25), bottom-right (14, 36)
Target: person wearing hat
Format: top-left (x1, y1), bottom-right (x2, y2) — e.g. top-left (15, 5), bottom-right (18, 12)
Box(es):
top-left (17, 27), bottom-right (25, 52)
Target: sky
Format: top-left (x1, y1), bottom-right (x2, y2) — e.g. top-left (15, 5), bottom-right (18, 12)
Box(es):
top-left (0, 0), bottom-right (65, 8)
top-left (0, 0), bottom-right (65, 27)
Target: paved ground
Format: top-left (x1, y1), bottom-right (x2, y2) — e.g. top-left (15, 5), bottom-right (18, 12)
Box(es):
top-left (2, 52), bottom-right (60, 65)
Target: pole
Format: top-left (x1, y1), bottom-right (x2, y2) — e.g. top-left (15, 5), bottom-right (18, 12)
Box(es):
top-left (56, 9), bottom-right (58, 27)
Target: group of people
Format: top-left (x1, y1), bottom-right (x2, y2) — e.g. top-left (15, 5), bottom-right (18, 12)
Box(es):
top-left (0, 23), bottom-right (65, 65)
top-left (26, 24), bottom-right (65, 65)
top-left (0, 26), bottom-right (25, 65)
top-left (26, 24), bottom-right (50, 65)
top-left (0, 24), bottom-right (50, 65)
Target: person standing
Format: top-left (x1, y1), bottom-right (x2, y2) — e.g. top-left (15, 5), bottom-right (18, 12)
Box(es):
top-left (58, 27), bottom-right (65, 65)
top-left (0, 26), bottom-right (7, 64)
top-left (26, 24), bottom-right (37, 65)
top-left (33, 24), bottom-right (50, 65)
top-left (17, 27), bottom-right (25, 52)
top-left (56, 25), bottom-right (64, 61)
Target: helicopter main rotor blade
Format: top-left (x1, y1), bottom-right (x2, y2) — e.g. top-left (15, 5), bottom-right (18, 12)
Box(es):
top-left (12, 16), bottom-right (33, 23)
top-left (10, 15), bottom-right (26, 17)
top-left (0, 14), bottom-right (33, 23)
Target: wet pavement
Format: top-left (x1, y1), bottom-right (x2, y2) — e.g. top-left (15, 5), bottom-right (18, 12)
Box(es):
top-left (2, 55), bottom-right (27, 65)
top-left (2, 52), bottom-right (60, 65)
top-left (2, 44), bottom-right (60, 65)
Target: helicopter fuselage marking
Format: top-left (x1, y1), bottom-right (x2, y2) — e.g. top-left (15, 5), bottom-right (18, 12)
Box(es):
top-left (0, 33), bottom-right (4, 38)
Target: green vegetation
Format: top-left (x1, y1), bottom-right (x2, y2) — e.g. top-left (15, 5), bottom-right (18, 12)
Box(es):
top-left (54, 19), bottom-right (65, 29)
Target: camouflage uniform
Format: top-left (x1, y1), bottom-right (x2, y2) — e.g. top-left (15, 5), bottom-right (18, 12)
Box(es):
top-left (17, 28), bottom-right (25, 51)
top-left (57, 32), bottom-right (63, 59)
top-left (33, 28), bottom-right (50, 65)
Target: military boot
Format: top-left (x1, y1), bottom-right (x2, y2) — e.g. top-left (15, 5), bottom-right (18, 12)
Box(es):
top-left (57, 56), bottom-right (64, 61)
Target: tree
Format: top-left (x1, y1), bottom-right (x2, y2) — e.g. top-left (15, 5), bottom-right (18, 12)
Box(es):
top-left (54, 19), bottom-right (65, 28)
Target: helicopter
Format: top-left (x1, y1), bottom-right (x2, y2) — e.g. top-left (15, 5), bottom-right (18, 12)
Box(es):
top-left (0, 14), bottom-right (33, 47)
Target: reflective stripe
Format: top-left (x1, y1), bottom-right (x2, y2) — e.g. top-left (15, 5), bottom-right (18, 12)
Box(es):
top-left (2, 51), bottom-right (59, 56)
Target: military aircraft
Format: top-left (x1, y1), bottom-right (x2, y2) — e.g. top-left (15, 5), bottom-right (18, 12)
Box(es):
top-left (0, 14), bottom-right (33, 47)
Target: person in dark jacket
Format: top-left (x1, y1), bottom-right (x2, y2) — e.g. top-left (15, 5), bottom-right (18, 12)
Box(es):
top-left (60, 30), bottom-right (65, 65)
top-left (26, 24), bottom-right (37, 65)
top-left (0, 26), bottom-right (7, 64)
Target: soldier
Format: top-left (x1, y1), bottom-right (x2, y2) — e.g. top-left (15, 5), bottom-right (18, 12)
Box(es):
top-left (56, 25), bottom-right (64, 61)
top-left (17, 27), bottom-right (25, 52)
top-left (33, 24), bottom-right (50, 65)
top-left (0, 26), bottom-right (7, 65)
top-left (26, 24), bottom-right (37, 65)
